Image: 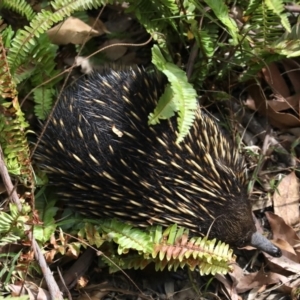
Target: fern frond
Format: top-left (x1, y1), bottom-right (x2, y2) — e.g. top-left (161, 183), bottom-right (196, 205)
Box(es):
top-left (244, 0), bottom-right (261, 15)
top-left (51, 0), bottom-right (111, 12)
top-left (239, 51), bottom-right (282, 81)
top-left (0, 99), bottom-right (32, 183)
top-left (196, 27), bottom-right (218, 59)
top-left (101, 252), bottom-right (153, 273)
top-left (0, 203), bottom-right (31, 246)
top-left (151, 45), bottom-right (197, 143)
top-left (99, 219), bottom-right (153, 254)
top-left (0, 22), bottom-right (15, 48)
top-left (0, 37), bottom-right (32, 184)
top-left (2, 0), bottom-right (35, 21)
top-left (0, 36), bottom-right (17, 99)
top-left (33, 87), bottom-right (56, 120)
top-left (196, 0), bottom-right (239, 44)
top-left (126, 0), bottom-right (179, 35)
top-left (245, 1), bottom-right (287, 49)
top-left (231, 1), bottom-right (292, 81)
top-left (87, 220), bottom-right (235, 275)
top-left (7, 10), bottom-right (57, 75)
top-left (7, 0), bottom-right (105, 74)
top-left (265, 0), bottom-right (291, 33)
top-left (151, 224), bottom-right (234, 275)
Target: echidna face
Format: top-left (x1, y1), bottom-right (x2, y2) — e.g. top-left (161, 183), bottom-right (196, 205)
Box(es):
top-left (205, 198), bottom-right (256, 247)
top-left (36, 67), bottom-right (277, 254)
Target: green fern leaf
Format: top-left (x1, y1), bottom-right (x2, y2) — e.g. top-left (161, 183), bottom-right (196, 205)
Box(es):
top-left (33, 87), bottom-right (55, 120)
top-left (200, 0), bottom-right (239, 44)
top-left (127, 0), bottom-right (179, 34)
top-left (265, 0), bottom-right (291, 33)
top-left (151, 45), bottom-right (197, 143)
top-left (99, 219), bottom-right (153, 254)
top-left (8, 0), bottom-right (105, 74)
top-left (245, 0), bottom-right (261, 15)
top-left (2, 0), bottom-right (35, 21)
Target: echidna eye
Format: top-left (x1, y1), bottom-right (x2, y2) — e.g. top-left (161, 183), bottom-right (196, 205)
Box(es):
top-left (234, 238), bottom-right (247, 248)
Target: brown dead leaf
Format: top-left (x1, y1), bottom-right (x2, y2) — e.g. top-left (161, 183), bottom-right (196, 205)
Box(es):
top-left (272, 238), bottom-right (298, 260)
top-left (47, 17), bottom-right (103, 45)
top-left (281, 275), bottom-right (300, 294)
top-left (58, 248), bottom-right (95, 293)
top-left (44, 248), bottom-right (57, 263)
top-left (50, 233), bottom-right (57, 248)
top-left (246, 84), bottom-right (300, 128)
top-left (253, 274), bottom-right (300, 297)
top-left (268, 94), bottom-right (299, 112)
top-left (88, 17), bottom-right (110, 34)
top-left (36, 286), bottom-right (52, 300)
top-left (20, 249), bottom-right (35, 263)
top-left (287, 127), bottom-right (300, 137)
top-left (66, 243), bottom-right (81, 258)
top-left (273, 172), bottom-right (300, 226)
top-left (77, 276), bottom-right (89, 289)
top-left (9, 283), bottom-right (51, 300)
top-left (9, 284), bottom-right (35, 299)
top-left (282, 59), bottom-right (300, 94)
top-left (266, 212), bottom-right (300, 261)
top-left (216, 273), bottom-right (238, 300)
top-left (262, 63), bottom-right (290, 97)
top-left (266, 212), bottom-right (300, 247)
top-left (264, 251), bottom-right (300, 274)
top-left (229, 265), bottom-right (284, 294)
top-left (246, 59), bottom-right (300, 128)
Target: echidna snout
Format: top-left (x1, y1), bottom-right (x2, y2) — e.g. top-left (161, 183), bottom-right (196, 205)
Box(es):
top-left (250, 232), bottom-right (281, 257)
top-left (208, 199), bottom-right (281, 257)
top-left (36, 66), bottom-right (282, 258)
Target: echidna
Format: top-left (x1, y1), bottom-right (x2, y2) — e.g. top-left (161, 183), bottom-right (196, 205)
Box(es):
top-left (35, 66), bottom-right (281, 257)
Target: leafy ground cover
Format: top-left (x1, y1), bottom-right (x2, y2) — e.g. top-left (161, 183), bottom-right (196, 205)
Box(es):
top-left (0, 1), bottom-right (300, 299)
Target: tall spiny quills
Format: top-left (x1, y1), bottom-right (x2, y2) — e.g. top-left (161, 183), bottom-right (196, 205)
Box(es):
top-left (35, 66), bottom-right (281, 257)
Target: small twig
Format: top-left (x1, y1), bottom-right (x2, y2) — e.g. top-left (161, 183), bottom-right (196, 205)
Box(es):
top-left (57, 268), bottom-right (72, 300)
top-left (30, 233), bottom-right (63, 299)
top-left (0, 147), bottom-right (22, 211)
top-left (0, 145), bottom-right (63, 299)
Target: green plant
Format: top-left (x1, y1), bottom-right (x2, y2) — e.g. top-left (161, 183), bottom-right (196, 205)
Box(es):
top-left (0, 0), bottom-right (295, 285)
